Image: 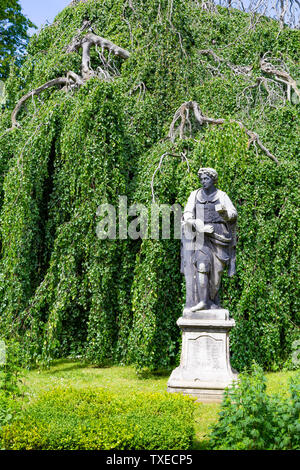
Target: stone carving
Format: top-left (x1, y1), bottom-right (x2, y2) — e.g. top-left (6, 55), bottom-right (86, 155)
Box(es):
top-left (167, 168), bottom-right (238, 402)
top-left (181, 167), bottom-right (237, 313)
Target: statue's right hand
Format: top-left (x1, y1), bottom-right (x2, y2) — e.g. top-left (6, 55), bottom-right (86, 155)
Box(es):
top-left (194, 219), bottom-right (204, 232)
top-left (203, 224), bottom-right (214, 234)
top-left (185, 219), bottom-right (195, 228)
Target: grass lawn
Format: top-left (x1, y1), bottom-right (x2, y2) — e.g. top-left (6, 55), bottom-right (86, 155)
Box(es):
top-left (21, 360), bottom-right (298, 450)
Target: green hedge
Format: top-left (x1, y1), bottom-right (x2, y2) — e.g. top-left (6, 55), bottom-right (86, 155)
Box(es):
top-left (1, 387), bottom-right (196, 450)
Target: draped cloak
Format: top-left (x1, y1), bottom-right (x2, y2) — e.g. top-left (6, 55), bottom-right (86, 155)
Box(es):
top-left (181, 188), bottom-right (237, 308)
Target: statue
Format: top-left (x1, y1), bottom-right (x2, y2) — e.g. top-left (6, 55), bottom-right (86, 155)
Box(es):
top-left (181, 168), bottom-right (237, 313)
top-left (167, 168), bottom-right (238, 401)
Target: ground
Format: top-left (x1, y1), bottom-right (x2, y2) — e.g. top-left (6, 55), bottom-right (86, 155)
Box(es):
top-left (20, 360), bottom-right (297, 450)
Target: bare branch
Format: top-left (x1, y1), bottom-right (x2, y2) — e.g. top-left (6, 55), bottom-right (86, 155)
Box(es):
top-left (129, 82), bottom-right (147, 101)
top-left (237, 75), bottom-right (286, 113)
top-left (279, 0), bottom-right (289, 28)
top-left (260, 53), bottom-right (300, 101)
top-left (194, 1), bottom-right (218, 12)
top-left (67, 32), bottom-right (130, 80)
top-left (10, 77), bottom-right (70, 130)
top-left (6, 28), bottom-right (130, 131)
top-left (65, 19), bottom-right (91, 53)
top-left (122, 0), bottom-right (135, 46)
top-left (151, 151), bottom-right (190, 203)
top-left (168, 101), bottom-right (280, 164)
top-left (211, 0), bottom-right (300, 29)
top-left (198, 49), bottom-right (253, 76)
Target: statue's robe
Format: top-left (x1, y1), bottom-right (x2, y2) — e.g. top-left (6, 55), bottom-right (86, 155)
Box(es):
top-left (181, 188), bottom-right (237, 309)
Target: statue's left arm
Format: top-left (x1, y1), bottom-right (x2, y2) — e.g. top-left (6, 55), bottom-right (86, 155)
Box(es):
top-left (217, 191), bottom-right (237, 277)
top-left (217, 191), bottom-right (237, 222)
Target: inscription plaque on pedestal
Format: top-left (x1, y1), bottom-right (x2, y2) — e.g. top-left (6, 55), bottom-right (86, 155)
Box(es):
top-left (189, 335), bottom-right (223, 371)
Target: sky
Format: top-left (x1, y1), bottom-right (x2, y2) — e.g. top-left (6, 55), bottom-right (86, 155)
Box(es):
top-left (18, 0), bottom-right (300, 33)
top-left (19, 0), bottom-right (71, 34)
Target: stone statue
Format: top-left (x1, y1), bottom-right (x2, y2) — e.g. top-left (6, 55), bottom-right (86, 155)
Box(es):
top-left (181, 168), bottom-right (237, 313)
top-left (167, 168), bottom-right (238, 401)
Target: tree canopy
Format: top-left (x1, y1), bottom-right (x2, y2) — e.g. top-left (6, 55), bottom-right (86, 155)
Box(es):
top-left (0, 0), bottom-right (36, 79)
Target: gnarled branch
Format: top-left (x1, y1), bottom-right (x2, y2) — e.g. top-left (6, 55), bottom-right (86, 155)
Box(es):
top-left (9, 73), bottom-right (85, 130)
top-left (6, 29), bottom-right (130, 131)
top-left (168, 101), bottom-right (279, 165)
top-left (198, 48), bottom-right (299, 105)
top-left (198, 49), bottom-right (253, 76)
top-left (11, 77), bottom-right (69, 130)
top-left (67, 32), bottom-right (130, 80)
top-left (151, 151), bottom-right (190, 203)
top-left (260, 54), bottom-right (300, 102)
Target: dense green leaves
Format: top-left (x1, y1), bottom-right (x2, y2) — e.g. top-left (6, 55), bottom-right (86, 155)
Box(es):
top-left (1, 387), bottom-right (195, 450)
top-left (0, 0), bottom-right (299, 371)
top-left (0, 0), bottom-right (36, 79)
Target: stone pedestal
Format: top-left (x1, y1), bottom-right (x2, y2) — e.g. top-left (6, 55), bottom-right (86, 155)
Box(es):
top-left (167, 309), bottom-right (238, 403)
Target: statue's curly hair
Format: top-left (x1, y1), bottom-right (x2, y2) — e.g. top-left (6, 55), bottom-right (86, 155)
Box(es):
top-left (197, 167), bottom-right (218, 184)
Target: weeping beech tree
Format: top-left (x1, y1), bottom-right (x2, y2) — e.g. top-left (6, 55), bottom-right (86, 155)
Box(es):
top-left (0, 0), bottom-right (299, 371)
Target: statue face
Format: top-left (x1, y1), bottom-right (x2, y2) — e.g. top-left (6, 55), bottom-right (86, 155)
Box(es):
top-left (199, 173), bottom-right (214, 190)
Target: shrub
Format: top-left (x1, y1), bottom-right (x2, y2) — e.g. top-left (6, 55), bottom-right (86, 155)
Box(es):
top-left (0, 394), bottom-right (22, 438)
top-left (1, 387), bottom-right (196, 450)
top-left (208, 364), bottom-right (300, 450)
top-left (0, 340), bottom-right (25, 443)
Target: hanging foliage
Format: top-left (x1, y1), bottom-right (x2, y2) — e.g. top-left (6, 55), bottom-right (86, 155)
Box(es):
top-left (0, 0), bottom-right (299, 372)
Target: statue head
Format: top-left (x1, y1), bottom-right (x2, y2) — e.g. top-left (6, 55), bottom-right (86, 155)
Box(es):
top-left (197, 168), bottom-right (218, 188)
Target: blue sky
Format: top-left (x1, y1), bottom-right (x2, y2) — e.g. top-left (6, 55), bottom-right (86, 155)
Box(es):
top-left (19, 0), bottom-right (71, 34)
top-left (18, 1), bottom-right (299, 33)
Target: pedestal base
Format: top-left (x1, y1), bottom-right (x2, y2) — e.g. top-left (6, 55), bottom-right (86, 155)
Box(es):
top-left (167, 309), bottom-right (238, 403)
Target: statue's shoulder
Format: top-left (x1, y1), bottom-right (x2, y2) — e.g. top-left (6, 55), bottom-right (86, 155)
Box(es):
top-left (187, 189), bottom-right (200, 201)
top-left (217, 189), bottom-right (231, 200)
top-left (217, 189), bottom-right (237, 217)
top-left (185, 189), bottom-right (201, 210)
top-left (189, 189), bottom-right (200, 197)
